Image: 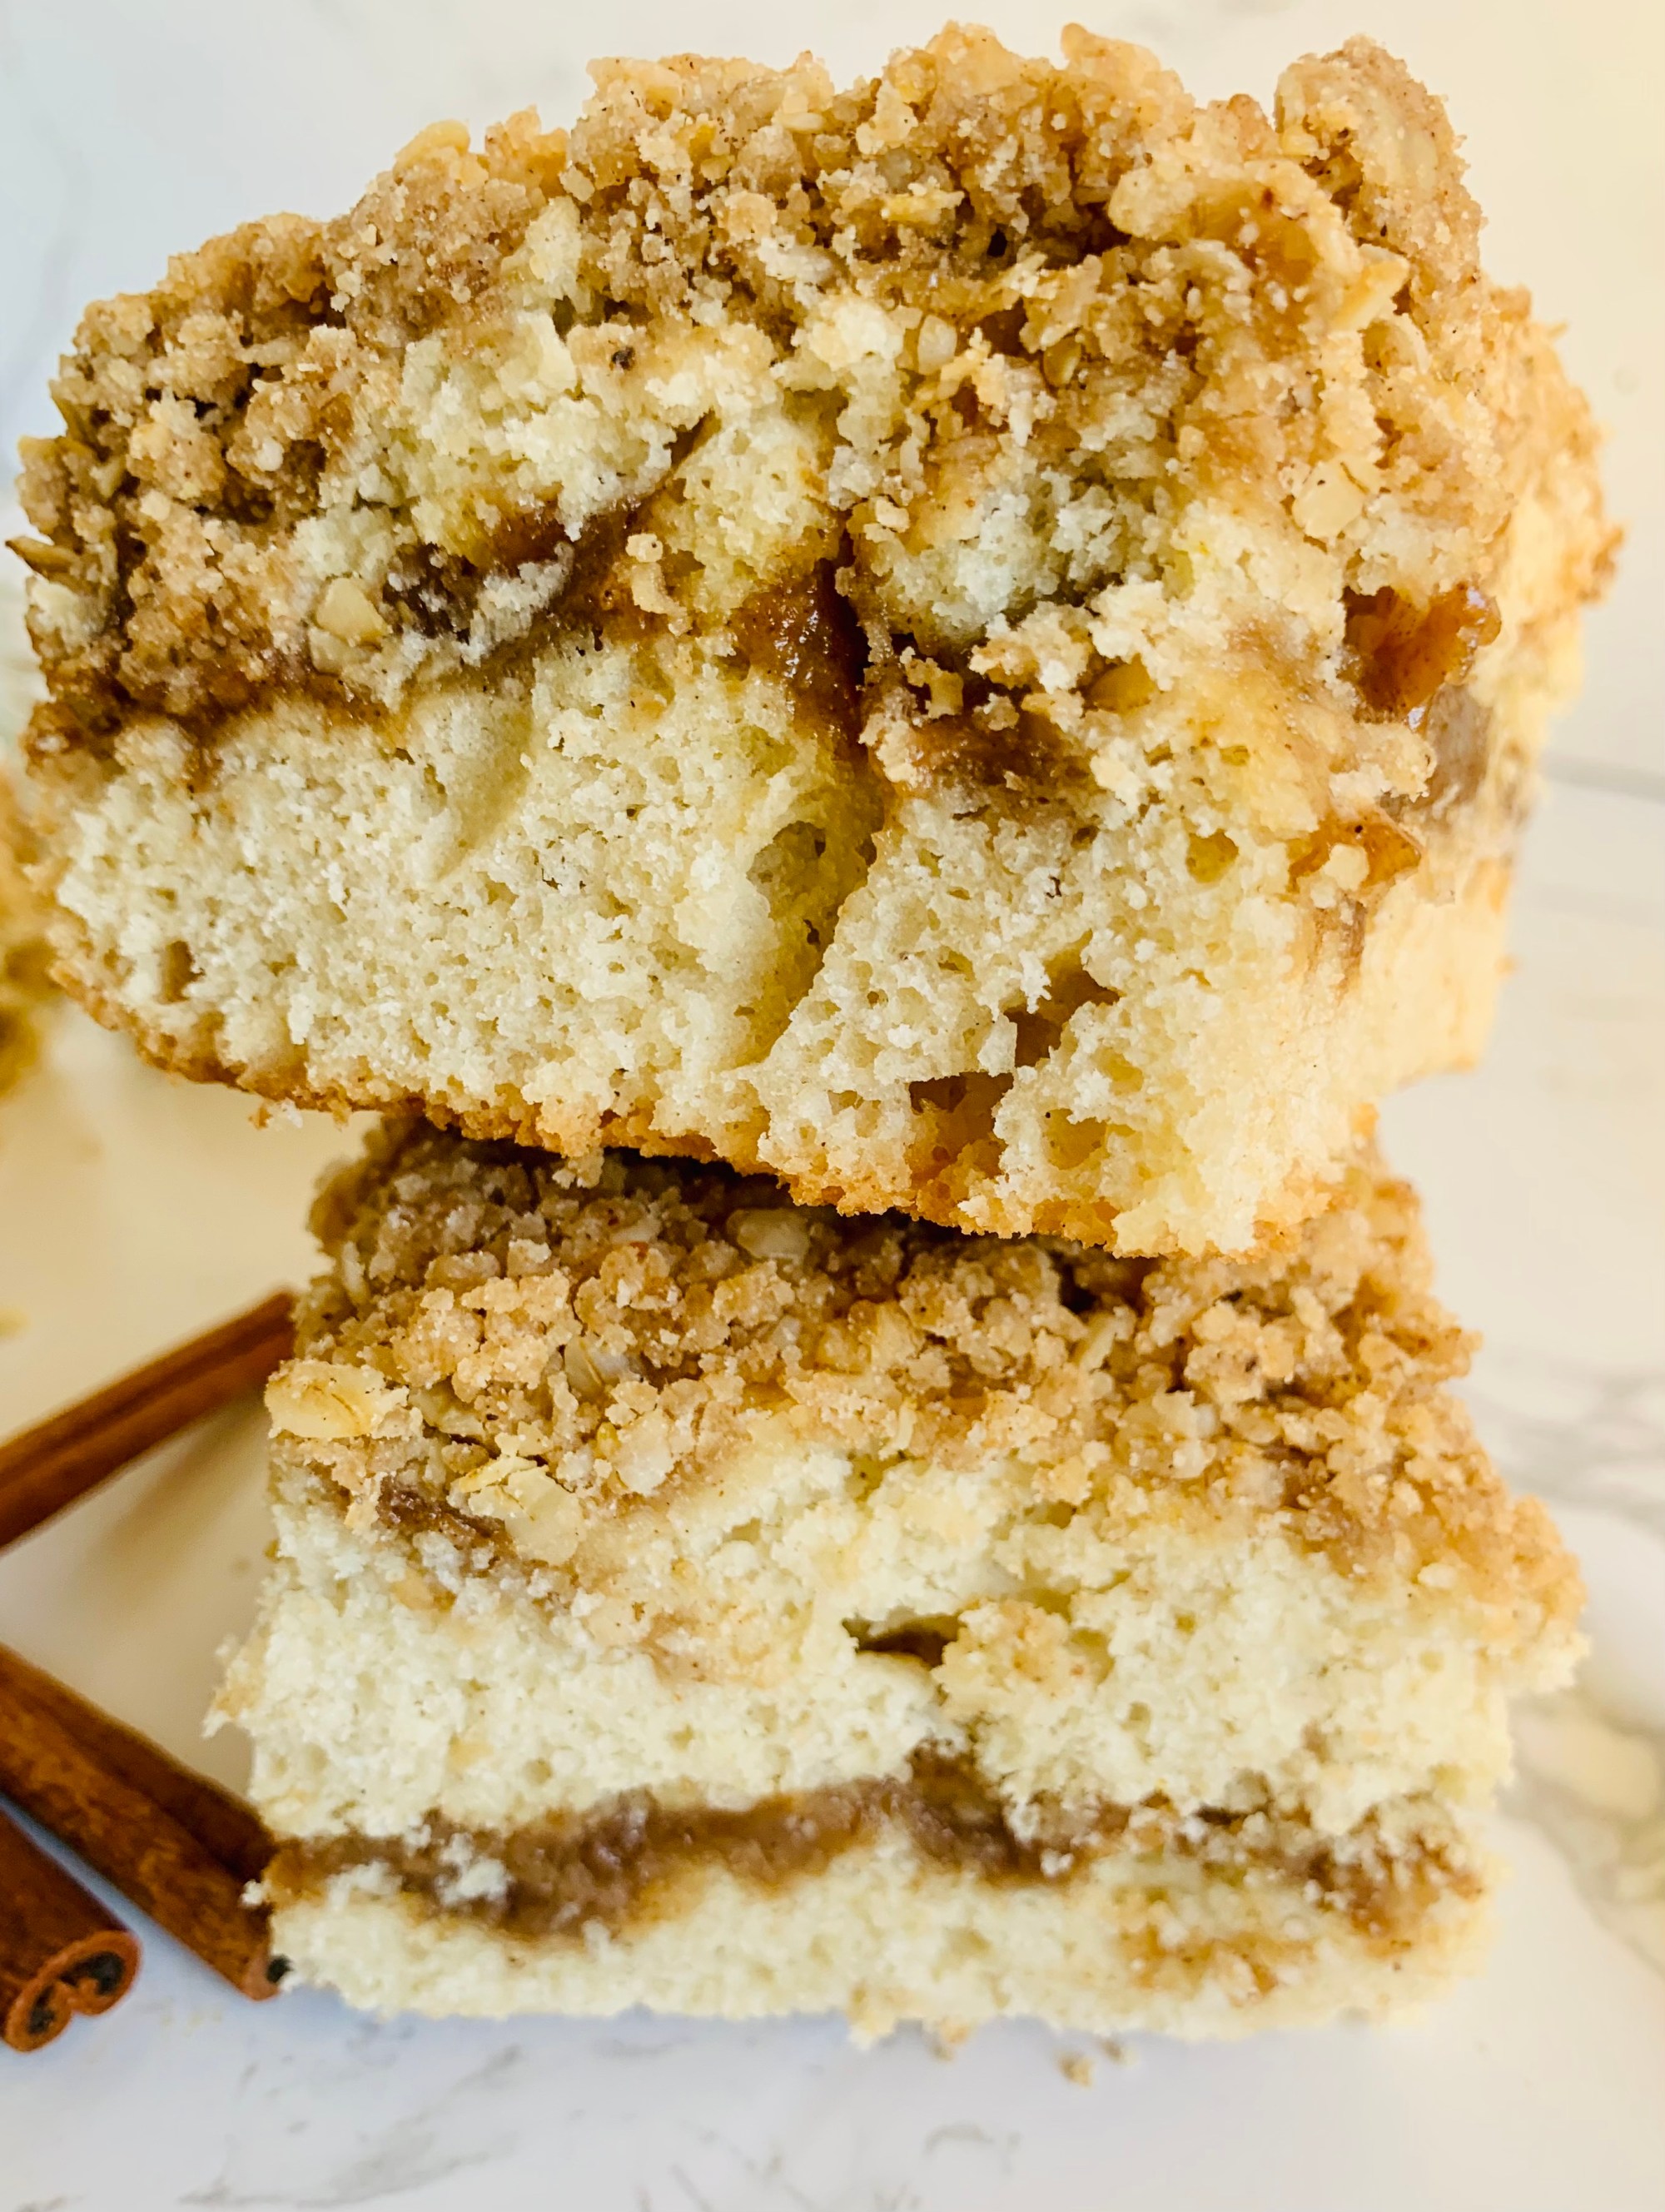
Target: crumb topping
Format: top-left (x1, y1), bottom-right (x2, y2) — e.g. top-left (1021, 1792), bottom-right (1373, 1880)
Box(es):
top-left (17, 27), bottom-right (1610, 844)
top-left (274, 1123), bottom-right (1578, 1613)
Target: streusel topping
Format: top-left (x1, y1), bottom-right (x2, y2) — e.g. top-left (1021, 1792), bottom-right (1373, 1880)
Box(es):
top-left (17, 28), bottom-right (1609, 804)
top-left (274, 1122), bottom-right (1575, 1612)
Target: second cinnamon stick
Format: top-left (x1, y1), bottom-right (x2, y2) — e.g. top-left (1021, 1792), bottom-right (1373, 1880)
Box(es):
top-left (0, 1661), bottom-right (284, 2001)
top-left (0, 1806), bottom-right (141, 2052)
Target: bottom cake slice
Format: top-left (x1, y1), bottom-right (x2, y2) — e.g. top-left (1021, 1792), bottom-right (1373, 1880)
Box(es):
top-left (217, 1128), bottom-right (1580, 2038)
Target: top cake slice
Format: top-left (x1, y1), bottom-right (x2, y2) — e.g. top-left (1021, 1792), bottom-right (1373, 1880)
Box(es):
top-left (13, 29), bottom-right (1610, 1253)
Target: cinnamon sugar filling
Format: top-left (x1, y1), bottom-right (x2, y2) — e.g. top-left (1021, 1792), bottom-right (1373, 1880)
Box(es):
top-left (267, 1752), bottom-right (1478, 1947)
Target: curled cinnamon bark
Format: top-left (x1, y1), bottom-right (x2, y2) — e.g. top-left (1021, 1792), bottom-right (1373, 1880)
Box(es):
top-left (0, 1806), bottom-right (140, 2051)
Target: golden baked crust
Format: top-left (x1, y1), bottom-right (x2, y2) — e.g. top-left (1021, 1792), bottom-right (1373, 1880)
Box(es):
top-left (15, 29), bottom-right (1613, 1254)
top-left (0, 774), bottom-right (51, 1095)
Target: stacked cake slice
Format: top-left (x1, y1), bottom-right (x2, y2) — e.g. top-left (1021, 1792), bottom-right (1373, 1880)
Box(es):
top-left (12, 27), bottom-right (1604, 2036)
top-left (216, 1131), bottom-right (1577, 2035)
top-left (15, 32), bottom-right (1608, 1253)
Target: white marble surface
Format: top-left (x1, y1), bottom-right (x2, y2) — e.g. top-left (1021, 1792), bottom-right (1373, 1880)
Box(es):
top-left (0, 2), bottom-right (1662, 2204)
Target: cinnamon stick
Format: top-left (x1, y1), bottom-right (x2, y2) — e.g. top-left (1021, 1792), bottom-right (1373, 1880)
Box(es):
top-left (0, 1650), bottom-right (286, 2001)
top-left (0, 1644), bottom-right (271, 1886)
top-left (0, 1805), bottom-right (141, 2051)
top-left (0, 1290), bottom-right (294, 1551)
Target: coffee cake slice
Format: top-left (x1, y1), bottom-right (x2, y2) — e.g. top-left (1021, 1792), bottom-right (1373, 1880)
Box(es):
top-left (216, 1126), bottom-right (1580, 2036)
top-left (16, 31), bottom-right (1611, 1255)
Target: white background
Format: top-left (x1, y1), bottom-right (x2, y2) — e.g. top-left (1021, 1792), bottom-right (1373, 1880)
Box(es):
top-left (0, 2), bottom-right (1663, 2205)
